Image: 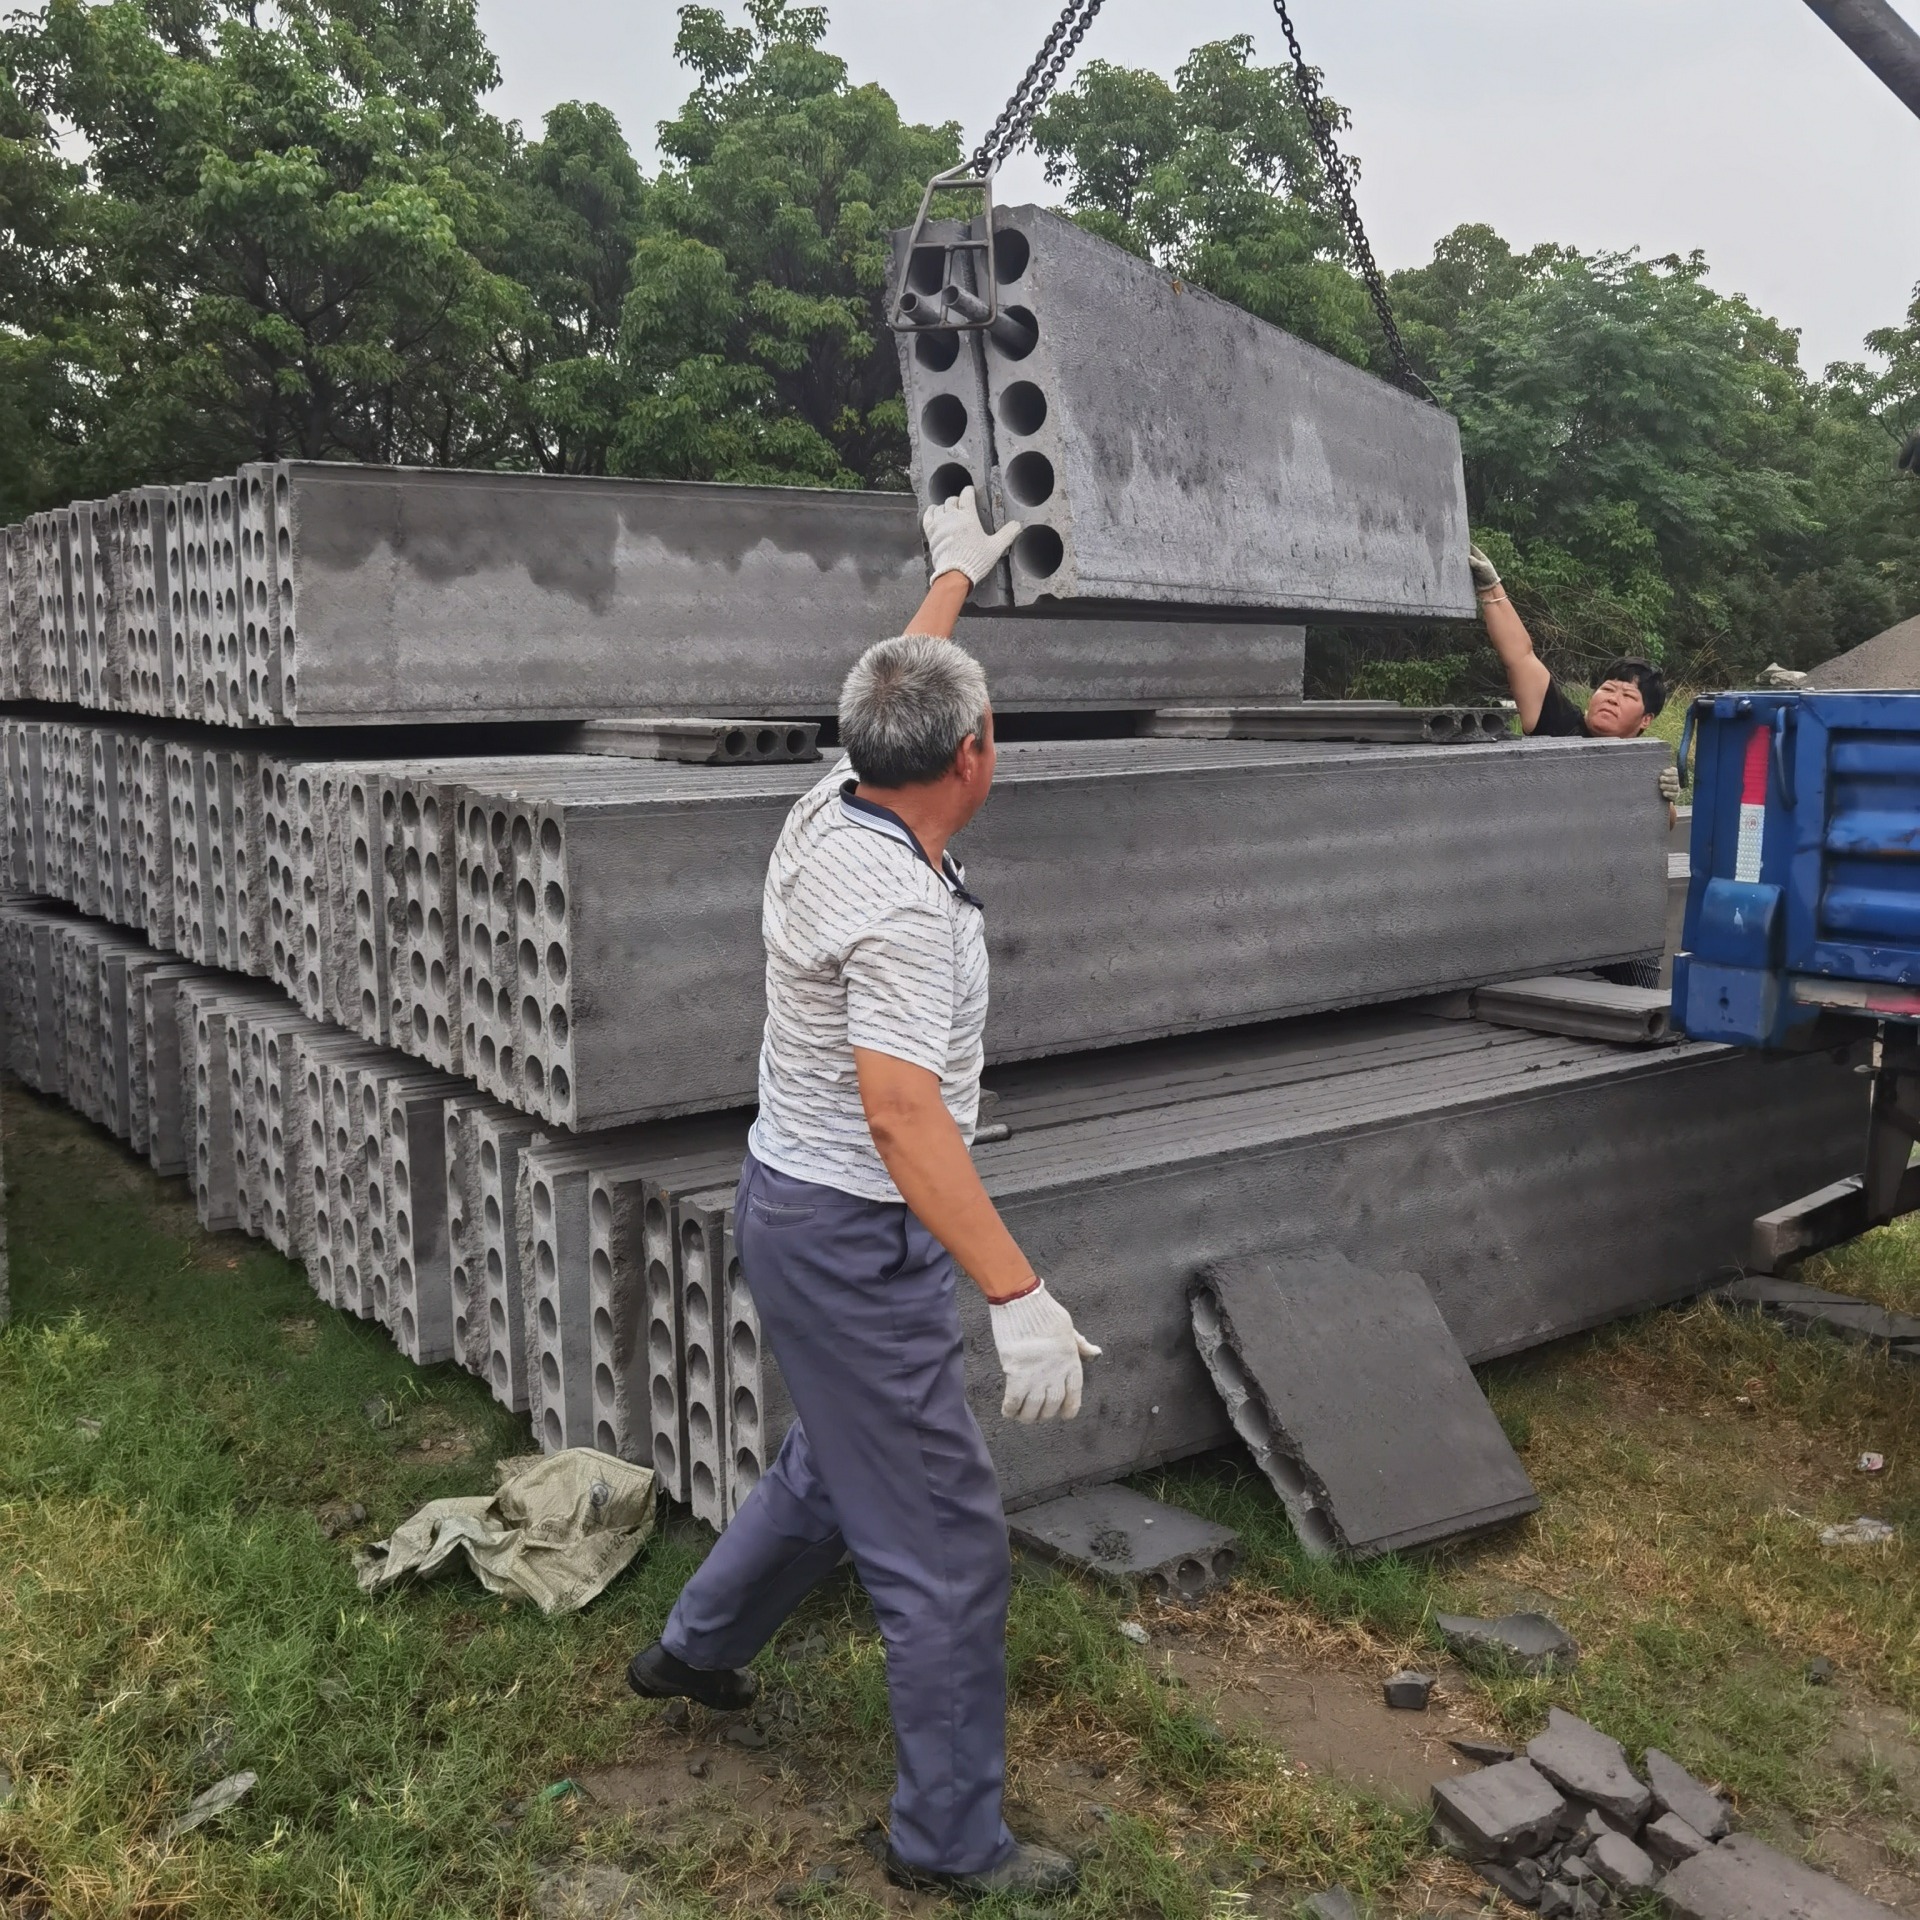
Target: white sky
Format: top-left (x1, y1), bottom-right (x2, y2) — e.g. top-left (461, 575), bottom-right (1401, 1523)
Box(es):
top-left (474, 0), bottom-right (1920, 376)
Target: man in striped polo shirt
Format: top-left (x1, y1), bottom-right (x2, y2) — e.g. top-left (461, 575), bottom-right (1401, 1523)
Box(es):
top-left (627, 488), bottom-right (1097, 1899)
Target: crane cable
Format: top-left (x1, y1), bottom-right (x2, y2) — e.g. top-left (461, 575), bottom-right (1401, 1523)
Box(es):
top-left (970, 0), bottom-right (1432, 401)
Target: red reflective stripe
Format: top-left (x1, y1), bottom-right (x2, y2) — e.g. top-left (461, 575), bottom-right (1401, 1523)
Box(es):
top-left (1740, 725), bottom-right (1770, 805)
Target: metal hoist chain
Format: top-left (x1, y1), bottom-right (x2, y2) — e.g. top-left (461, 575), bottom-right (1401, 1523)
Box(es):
top-left (969, 0), bottom-right (1109, 175)
top-left (1268, 0), bottom-right (1433, 401)
top-left (963, 0), bottom-right (1430, 401)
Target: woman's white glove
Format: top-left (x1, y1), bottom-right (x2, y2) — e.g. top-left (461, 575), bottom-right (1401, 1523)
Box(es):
top-left (1657, 764), bottom-right (1682, 804)
top-left (990, 1281), bottom-right (1100, 1422)
top-left (1467, 542), bottom-right (1502, 593)
top-left (923, 486), bottom-right (1022, 586)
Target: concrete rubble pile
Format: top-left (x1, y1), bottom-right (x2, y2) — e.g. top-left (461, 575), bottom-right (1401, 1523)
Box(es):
top-left (0, 429), bottom-right (1868, 1544)
top-left (1431, 1708), bottom-right (1899, 1917)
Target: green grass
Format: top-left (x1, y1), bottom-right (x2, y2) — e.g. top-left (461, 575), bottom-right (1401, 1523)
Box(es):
top-left (6, 1086), bottom-right (1920, 1916)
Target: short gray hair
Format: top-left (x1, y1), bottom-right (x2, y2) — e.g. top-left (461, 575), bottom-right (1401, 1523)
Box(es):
top-left (839, 634), bottom-right (990, 787)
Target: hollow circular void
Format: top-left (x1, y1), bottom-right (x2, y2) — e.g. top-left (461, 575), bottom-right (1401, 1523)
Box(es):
top-left (907, 245), bottom-right (946, 296)
top-left (993, 226), bottom-right (1031, 283)
top-left (995, 380), bottom-right (1048, 437)
top-left (991, 305), bottom-right (1039, 361)
top-left (1003, 450), bottom-right (1056, 508)
top-left (1014, 524), bottom-right (1064, 578)
top-left (928, 463), bottom-right (973, 505)
top-left (914, 329), bottom-right (960, 374)
top-left (921, 393), bottom-right (968, 448)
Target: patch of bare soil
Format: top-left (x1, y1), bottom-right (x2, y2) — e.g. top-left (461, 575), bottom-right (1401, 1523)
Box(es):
top-left (1160, 1642), bottom-right (1485, 1810)
top-left (567, 1706), bottom-right (947, 1916)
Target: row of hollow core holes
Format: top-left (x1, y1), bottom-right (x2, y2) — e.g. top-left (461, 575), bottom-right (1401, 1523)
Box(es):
top-left (907, 227), bottom-right (1064, 581)
top-left (639, 1219), bottom-right (770, 1498)
top-left (459, 803), bottom-right (573, 1110)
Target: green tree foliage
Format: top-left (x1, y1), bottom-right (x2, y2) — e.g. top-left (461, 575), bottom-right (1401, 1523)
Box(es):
top-left (2, 0), bottom-right (529, 504)
top-left (1029, 38), bottom-right (1372, 364)
top-left (609, 0), bottom-right (958, 486)
top-left (1392, 228), bottom-right (1920, 682)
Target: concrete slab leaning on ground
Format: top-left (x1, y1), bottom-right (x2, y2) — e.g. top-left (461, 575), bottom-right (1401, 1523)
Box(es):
top-left (1188, 1249), bottom-right (1539, 1556)
top-left (892, 204), bottom-right (1477, 620)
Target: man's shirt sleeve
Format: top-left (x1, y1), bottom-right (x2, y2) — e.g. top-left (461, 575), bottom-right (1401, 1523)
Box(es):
top-left (843, 901), bottom-right (955, 1077)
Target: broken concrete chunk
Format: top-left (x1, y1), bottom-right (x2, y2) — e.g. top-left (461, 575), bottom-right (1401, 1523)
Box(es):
top-left (1538, 1882), bottom-right (1575, 1919)
top-left (1643, 1748), bottom-right (1731, 1841)
top-left (1588, 1829), bottom-right (1657, 1892)
top-left (1476, 1857), bottom-right (1544, 1905)
top-left (1008, 1483), bottom-right (1240, 1602)
top-left (1449, 1736), bottom-right (1516, 1765)
top-left (1383, 1669), bottom-right (1434, 1710)
top-left (1806, 1656), bottom-right (1838, 1686)
top-left (1659, 1832), bottom-right (1904, 1918)
top-left (1576, 1805), bottom-right (1628, 1847)
top-left (1436, 1611), bottom-right (1579, 1674)
top-left (1561, 1853), bottom-right (1594, 1884)
top-left (1431, 1758), bottom-right (1568, 1862)
top-left (1526, 1708), bottom-right (1652, 1827)
top-left (1644, 1810), bottom-right (1710, 1865)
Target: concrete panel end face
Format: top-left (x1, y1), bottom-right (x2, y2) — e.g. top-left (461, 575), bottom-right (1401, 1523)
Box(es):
top-left (888, 218), bottom-right (1011, 609)
top-left (1008, 1483), bottom-right (1241, 1602)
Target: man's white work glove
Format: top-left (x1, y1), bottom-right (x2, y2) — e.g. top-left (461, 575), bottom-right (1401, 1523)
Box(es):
top-left (923, 485), bottom-right (1021, 586)
top-left (1467, 543), bottom-right (1501, 594)
top-left (1657, 764), bottom-right (1682, 804)
top-left (990, 1281), bottom-right (1100, 1422)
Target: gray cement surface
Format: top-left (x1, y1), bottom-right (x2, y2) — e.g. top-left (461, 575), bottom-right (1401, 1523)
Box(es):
top-left (256, 462), bottom-right (1307, 721)
top-left (938, 205), bottom-right (1475, 619)
top-left (1007, 1484), bottom-right (1241, 1601)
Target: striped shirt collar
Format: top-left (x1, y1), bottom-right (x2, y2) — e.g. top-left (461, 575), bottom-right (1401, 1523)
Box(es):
top-left (839, 781), bottom-right (984, 911)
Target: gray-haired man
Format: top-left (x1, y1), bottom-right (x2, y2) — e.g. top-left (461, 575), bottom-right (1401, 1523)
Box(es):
top-left (627, 490), bottom-right (1096, 1900)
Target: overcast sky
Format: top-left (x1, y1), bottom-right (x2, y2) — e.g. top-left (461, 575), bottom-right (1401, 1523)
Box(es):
top-left (473, 0), bottom-right (1920, 376)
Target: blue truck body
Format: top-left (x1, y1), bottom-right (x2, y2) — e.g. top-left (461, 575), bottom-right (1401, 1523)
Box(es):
top-left (1676, 689), bottom-right (1920, 1049)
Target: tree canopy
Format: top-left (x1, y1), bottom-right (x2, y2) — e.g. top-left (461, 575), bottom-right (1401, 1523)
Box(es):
top-left (1, 0), bottom-right (1915, 682)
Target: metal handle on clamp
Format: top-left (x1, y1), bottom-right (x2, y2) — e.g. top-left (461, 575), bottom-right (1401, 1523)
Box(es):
top-left (887, 164), bottom-right (1000, 335)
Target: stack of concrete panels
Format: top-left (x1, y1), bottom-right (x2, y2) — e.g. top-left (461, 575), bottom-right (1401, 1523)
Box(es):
top-left (450, 734), bottom-right (1670, 1129)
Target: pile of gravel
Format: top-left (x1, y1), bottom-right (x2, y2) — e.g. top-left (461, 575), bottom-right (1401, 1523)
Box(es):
top-left (1808, 613), bottom-right (1920, 690)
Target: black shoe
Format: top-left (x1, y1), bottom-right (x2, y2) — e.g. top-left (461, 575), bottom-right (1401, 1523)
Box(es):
top-left (883, 1839), bottom-right (1078, 1899)
top-left (626, 1640), bottom-right (759, 1713)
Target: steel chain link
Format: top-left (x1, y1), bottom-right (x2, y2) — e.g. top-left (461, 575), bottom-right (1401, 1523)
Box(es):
top-left (970, 0), bottom-right (1108, 175)
top-left (1268, 0), bottom-right (1431, 400)
top-left (968, 0), bottom-right (1430, 402)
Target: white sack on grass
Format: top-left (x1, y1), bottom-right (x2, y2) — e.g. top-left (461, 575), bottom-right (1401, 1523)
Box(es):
top-left (355, 1448), bottom-right (657, 1614)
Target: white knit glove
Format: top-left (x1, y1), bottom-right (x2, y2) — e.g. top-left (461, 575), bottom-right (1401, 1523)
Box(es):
top-left (1658, 764), bottom-right (1682, 804)
top-left (1468, 542), bottom-right (1502, 593)
top-left (990, 1281), bottom-right (1100, 1422)
top-left (923, 486), bottom-right (1022, 586)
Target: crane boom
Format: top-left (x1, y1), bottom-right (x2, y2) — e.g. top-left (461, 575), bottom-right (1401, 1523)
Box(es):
top-left (1802, 0), bottom-right (1920, 119)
